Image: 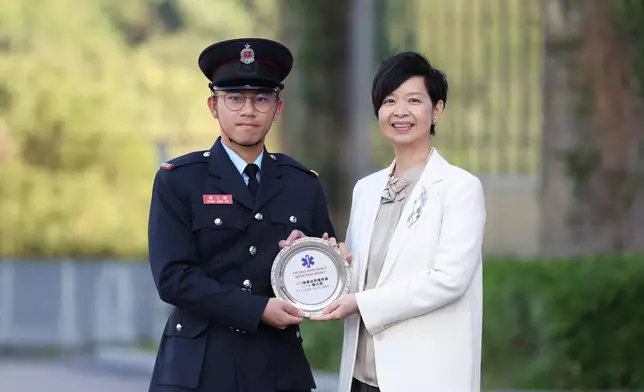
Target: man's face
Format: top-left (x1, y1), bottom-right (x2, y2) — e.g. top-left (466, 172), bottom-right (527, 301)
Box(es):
top-left (208, 89), bottom-right (283, 147)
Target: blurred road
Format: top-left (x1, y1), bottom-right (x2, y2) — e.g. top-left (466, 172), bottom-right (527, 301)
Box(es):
top-left (0, 347), bottom-right (339, 392)
top-left (0, 356), bottom-right (627, 392)
top-left (0, 357), bottom-right (150, 392)
top-left (3, 351), bottom-right (621, 392)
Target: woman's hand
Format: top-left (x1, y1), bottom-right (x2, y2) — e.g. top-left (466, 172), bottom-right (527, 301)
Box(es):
top-left (309, 294), bottom-right (359, 321)
top-left (278, 229), bottom-right (307, 248)
top-left (279, 231), bottom-right (352, 264)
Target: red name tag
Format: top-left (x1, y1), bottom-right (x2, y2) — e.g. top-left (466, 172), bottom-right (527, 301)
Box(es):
top-left (203, 194), bottom-right (233, 205)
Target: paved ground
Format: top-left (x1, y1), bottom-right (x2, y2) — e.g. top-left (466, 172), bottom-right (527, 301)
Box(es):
top-left (2, 350), bottom-right (636, 392)
top-left (0, 347), bottom-right (339, 392)
top-left (0, 357), bottom-right (151, 392)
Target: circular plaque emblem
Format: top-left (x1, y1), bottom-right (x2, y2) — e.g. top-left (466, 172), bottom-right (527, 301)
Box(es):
top-left (271, 237), bottom-right (351, 317)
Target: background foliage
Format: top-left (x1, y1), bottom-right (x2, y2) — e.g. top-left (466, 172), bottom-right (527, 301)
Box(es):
top-left (0, 0), bottom-right (545, 258)
top-left (0, 0), bottom-right (278, 258)
top-left (1, 0), bottom-right (643, 389)
top-left (551, 0), bottom-right (644, 253)
top-left (301, 256), bottom-right (644, 389)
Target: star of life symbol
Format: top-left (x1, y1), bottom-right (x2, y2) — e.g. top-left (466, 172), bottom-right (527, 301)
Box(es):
top-left (240, 43), bottom-right (255, 64)
top-left (301, 254), bottom-right (315, 269)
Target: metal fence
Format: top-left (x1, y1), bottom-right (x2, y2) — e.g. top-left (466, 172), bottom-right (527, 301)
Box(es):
top-left (0, 260), bottom-right (168, 350)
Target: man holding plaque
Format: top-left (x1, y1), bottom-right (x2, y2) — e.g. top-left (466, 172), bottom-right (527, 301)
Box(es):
top-left (147, 38), bottom-right (335, 392)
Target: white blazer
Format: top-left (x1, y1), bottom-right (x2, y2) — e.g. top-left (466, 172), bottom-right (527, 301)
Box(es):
top-left (337, 148), bottom-right (486, 392)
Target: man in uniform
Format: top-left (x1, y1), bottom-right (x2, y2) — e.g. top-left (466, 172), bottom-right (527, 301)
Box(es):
top-left (147, 38), bottom-right (336, 392)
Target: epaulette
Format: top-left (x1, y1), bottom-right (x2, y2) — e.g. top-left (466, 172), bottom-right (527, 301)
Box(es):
top-left (272, 153), bottom-right (320, 178)
top-left (159, 150), bottom-right (210, 172)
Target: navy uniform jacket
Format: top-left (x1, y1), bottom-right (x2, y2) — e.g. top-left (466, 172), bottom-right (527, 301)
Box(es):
top-left (147, 137), bottom-right (335, 392)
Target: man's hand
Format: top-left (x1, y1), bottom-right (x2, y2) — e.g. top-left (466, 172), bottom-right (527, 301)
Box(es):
top-left (309, 294), bottom-right (359, 321)
top-left (279, 230), bottom-right (306, 248)
top-left (261, 298), bottom-right (304, 329)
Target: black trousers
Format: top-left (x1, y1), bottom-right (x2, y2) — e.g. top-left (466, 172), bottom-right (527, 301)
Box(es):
top-left (351, 378), bottom-right (380, 392)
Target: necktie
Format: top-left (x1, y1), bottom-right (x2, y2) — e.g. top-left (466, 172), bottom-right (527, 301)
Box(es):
top-left (244, 163), bottom-right (260, 199)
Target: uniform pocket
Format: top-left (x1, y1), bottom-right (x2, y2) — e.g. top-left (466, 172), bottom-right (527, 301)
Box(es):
top-left (269, 206), bottom-right (313, 236)
top-left (156, 311), bottom-right (209, 389)
top-left (274, 336), bottom-right (317, 391)
top-left (192, 206), bottom-right (246, 231)
top-left (192, 206), bottom-right (247, 257)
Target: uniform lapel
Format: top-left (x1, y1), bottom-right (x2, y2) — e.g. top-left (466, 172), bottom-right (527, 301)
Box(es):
top-left (254, 149), bottom-right (284, 212)
top-left (376, 149), bottom-right (445, 287)
top-left (207, 139), bottom-right (255, 211)
top-left (357, 165), bottom-right (391, 292)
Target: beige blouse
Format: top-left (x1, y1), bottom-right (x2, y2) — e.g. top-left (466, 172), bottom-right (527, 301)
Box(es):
top-left (353, 159), bottom-right (427, 387)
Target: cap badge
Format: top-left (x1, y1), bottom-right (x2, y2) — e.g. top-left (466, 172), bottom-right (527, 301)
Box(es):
top-left (240, 43), bottom-right (255, 65)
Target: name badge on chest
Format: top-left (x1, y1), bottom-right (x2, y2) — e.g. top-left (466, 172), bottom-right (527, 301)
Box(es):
top-left (202, 194), bottom-right (233, 205)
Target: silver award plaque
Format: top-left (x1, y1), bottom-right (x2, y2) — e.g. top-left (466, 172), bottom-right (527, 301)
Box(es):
top-left (271, 237), bottom-right (351, 317)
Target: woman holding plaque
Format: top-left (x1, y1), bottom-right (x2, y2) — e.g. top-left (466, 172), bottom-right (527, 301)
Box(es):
top-left (305, 52), bottom-right (486, 392)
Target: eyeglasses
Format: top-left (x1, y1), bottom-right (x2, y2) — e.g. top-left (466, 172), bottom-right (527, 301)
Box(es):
top-left (214, 91), bottom-right (279, 113)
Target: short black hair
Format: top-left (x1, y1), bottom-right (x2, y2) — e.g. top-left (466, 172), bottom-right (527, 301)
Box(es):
top-left (372, 51), bottom-right (448, 135)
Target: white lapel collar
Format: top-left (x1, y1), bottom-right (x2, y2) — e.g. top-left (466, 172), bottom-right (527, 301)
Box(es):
top-left (357, 162), bottom-right (393, 292)
top-left (376, 148), bottom-right (445, 287)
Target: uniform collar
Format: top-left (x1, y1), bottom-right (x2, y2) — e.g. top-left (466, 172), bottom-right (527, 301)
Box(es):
top-left (220, 138), bottom-right (264, 176)
top-left (207, 138), bottom-right (282, 211)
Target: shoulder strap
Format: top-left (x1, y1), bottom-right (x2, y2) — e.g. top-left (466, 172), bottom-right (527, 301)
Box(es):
top-left (272, 153), bottom-right (319, 178)
top-left (159, 151), bottom-right (209, 171)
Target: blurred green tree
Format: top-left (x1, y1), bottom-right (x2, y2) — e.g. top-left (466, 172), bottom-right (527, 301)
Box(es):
top-left (0, 0), bottom-right (277, 258)
top-left (542, 0), bottom-right (644, 255)
top-left (279, 0), bottom-right (353, 235)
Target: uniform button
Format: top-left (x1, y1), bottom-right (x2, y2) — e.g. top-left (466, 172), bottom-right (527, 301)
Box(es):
top-left (214, 218), bottom-right (222, 226)
top-left (254, 212), bottom-right (263, 221)
top-left (203, 151), bottom-right (211, 157)
top-left (242, 279), bottom-right (252, 290)
top-left (296, 330), bottom-right (300, 338)
top-left (270, 154), bottom-right (276, 160)
top-left (249, 246), bottom-right (257, 256)
top-left (289, 216), bottom-right (297, 223)
top-left (176, 324), bottom-right (182, 332)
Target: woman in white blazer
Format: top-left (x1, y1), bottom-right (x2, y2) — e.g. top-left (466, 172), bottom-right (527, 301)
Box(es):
top-left (303, 52), bottom-right (487, 392)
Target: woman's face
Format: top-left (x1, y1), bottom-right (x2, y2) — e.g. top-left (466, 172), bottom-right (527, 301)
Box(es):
top-left (377, 75), bottom-right (441, 147)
